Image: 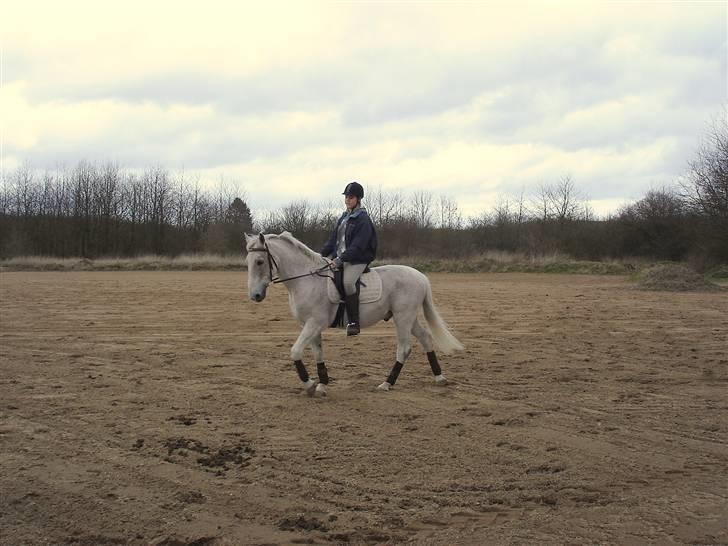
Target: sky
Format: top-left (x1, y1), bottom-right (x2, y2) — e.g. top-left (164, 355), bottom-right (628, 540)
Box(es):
top-left (1, 0), bottom-right (726, 218)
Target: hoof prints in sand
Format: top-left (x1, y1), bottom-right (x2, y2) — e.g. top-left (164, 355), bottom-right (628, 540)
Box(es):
top-left (161, 437), bottom-right (255, 474)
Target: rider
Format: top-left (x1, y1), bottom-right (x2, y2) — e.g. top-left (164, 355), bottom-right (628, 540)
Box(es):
top-left (320, 181), bottom-right (378, 336)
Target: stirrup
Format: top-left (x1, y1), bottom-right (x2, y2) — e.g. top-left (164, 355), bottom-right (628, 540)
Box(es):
top-left (346, 322), bottom-right (360, 336)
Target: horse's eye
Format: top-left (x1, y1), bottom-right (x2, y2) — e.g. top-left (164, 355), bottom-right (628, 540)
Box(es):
top-left (256, 259), bottom-right (264, 266)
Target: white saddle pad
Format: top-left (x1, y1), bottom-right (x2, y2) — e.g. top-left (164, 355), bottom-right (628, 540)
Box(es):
top-left (327, 269), bottom-right (383, 304)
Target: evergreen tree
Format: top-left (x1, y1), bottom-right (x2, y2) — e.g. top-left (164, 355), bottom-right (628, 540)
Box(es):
top-left (224, 197), bottom-right (253, 253)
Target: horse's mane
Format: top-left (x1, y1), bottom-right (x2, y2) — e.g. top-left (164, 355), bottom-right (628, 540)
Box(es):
top-left (268, 231), bottom-right (322, 263)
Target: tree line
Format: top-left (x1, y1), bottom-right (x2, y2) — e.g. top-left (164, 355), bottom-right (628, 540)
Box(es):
top-left (0, 163), bottom-right (253, 258)
top-left (2, 118), bottom-right (726, 267)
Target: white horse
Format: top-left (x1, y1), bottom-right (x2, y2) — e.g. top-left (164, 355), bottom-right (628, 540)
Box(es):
top-left (245, 232), bottom-right (464, 397)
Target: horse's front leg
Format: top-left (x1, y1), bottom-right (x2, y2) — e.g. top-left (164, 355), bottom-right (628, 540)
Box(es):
top-left (310, 333), bottom-right (328, 397)
top-left (291, 320), bottom-right (324, 396)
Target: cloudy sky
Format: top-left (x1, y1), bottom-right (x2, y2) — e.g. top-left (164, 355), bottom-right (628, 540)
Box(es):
top-left (2, 1), bottom-right (725, 217)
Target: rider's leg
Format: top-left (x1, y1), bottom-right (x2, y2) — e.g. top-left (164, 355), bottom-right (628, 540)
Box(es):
top-left (342, 263), bottom-right (367, 336)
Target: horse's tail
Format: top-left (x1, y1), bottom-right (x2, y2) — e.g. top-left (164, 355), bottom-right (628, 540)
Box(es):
top-left (422, 279), bottom-right (464, 354)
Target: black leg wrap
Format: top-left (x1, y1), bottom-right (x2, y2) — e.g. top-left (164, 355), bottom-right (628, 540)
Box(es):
top-left (387, 361), bottom-right (404, 386)
top-left (427, 351), bottom-right (442, 376)
top-left (294, 360), bottom-right (309, 382)
top-left (316, 362), bottom-right (329, 385)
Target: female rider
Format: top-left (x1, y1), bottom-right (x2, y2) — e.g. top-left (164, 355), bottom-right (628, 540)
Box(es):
top-left (320, 181), bottom-right (378, 336)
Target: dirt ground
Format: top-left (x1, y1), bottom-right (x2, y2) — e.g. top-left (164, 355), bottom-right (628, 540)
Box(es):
top-left (1, 271), bottom-right (726, 545)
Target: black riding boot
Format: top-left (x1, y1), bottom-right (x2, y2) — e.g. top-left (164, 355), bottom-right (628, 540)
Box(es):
top-left (345, 293), bottom-right (360, 336)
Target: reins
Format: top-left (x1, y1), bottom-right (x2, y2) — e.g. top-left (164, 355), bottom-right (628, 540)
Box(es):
top-left (248, 240), bottom-right (333, 284)
top-left (272, 265), bottom-right (333, 284)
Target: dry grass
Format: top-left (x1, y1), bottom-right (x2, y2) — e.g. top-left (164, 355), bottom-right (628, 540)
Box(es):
top-left (4, 253), bottom-right (718, 279)
top-left (0, 254), bottom-right (245, 272)
top-left (634, 263), bottom-right (724, 292)
top-left (376, 252), bottom-right (630, 275)
top-left (707, 264), bottom-right (728, 279)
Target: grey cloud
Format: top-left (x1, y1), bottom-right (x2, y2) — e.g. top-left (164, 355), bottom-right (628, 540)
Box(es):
top-left (26, 66), bottom-right (349, 115)
top-left (2, 49), bottom-right (32, 83)
top-left (473, 45), bottom-right (723, 152)
top-left (23, 21), bottom-right (718, 142)
top-left (24, 37), bottom-right (617, 125)
top-left (26, 125), bottom-right (305, 171)
top-left (654, 9), bottom-right (726, 60)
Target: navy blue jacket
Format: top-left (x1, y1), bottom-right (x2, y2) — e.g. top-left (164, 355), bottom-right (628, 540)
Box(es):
top-left (320, 208), bottom-right (377, 265)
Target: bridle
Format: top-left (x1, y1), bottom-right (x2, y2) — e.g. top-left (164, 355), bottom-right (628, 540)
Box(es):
top-left (247, 239), bottom-right (333, 285)
top-left (247, 239), bottom-right (280, 283)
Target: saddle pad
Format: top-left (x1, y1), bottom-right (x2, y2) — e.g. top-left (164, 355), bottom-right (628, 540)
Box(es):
top-left (327, 269), bottom-right (383, 304)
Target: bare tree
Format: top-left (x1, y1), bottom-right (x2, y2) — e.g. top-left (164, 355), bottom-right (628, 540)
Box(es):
top-left (633, 187), bottom-right (685, 219)
top-left (0, 173), bottom-right (12, 216)
top-left (172, 170), bottom-right (192, 230)
top-left (617, 187), bottom-right (688, 260)
top-left (513, 187), bottom-right (528, 246)
top-left (411, 190), bottom-right (434, 228)
top-left (548, 175), bottom-right (582, 224)
top-left (278, 200), bottom-right (313, 235)
top-left (368, 185), bottom-right (386, 226)
top-left (514, 187), bottom-right (527, 224)
top-left (12, 164), bottom-right (37, 218)
top-left (490, 197), bottom-right (509, 226)
top-left (368, 186), bottom-right (404, 227)
top-left (213, 175), bottom-right (245, 223)
top-left (438, 195), bottom-right (462, 229)
top-left (255, 209), bottom-right (282, 233)
top-left (681, 112), bottom-right (728, 219)
top-left (95, 162), bottom-right (121, 252)
top-left (532, 176), bottom-right (585, 223)
top-left (189, 175), bottom-right (210, 231)
top-left (533, 182), bottom-right (551, 222)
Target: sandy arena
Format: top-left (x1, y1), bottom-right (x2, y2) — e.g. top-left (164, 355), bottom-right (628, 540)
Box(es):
top-left (1, 271), bottom-right (726, 545)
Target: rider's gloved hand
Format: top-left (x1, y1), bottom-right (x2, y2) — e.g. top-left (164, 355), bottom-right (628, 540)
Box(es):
top-left (332, 257), bottom-right (343, 269)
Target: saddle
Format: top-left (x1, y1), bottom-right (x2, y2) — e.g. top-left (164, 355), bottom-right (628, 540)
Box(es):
top-left (327, 268), bottom-right (383, 328)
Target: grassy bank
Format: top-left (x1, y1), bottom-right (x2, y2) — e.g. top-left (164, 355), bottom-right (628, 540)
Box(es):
top-left (4, 252), bottom-right (725, 278)
top-left (1, 252), bottom-right (641, 275)
top-left (380, 253), bottom-right (632, 275)
top-left (0, 254), bottom-right (245, 272)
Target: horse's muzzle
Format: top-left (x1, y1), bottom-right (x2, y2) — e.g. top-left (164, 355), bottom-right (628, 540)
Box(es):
top-left (251, 289), bottom-right (266, 302)
top-left (248, 280), bottom-right (268, 302)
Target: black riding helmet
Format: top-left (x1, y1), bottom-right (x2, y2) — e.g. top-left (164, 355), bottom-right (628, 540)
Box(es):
top-left (342, 181), bottom-right (364, 199)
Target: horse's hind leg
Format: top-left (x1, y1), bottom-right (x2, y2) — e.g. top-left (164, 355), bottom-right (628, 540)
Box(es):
top-left (310, 333), bottom-right (328, 397)
top-left (412, 319), bottom-right (447, 386)
top-left (378, 312), bottom-right (415, 391)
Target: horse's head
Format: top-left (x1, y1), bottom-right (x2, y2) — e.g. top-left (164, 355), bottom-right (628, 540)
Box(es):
top-left (245, 233), bottom-right (274, 302)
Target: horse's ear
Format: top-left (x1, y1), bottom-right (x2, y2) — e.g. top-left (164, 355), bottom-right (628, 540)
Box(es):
top-left (258, 233), bottom-right (265, 245)
top-left (243, 233), bottom-right (253, 253)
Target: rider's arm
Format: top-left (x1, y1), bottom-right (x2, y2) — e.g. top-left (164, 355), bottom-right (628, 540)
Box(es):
top-left (319, 220), bottom-right (339, 258)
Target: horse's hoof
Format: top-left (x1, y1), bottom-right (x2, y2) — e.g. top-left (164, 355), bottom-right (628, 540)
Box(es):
top-left (377, 381), bottom-right (392, 392)
top-left (315, 383), bottom-right (328, 397)
top-left (303, 379), bottom-right (316, 396)
top-left (434, 374), bottom-right (448, 386)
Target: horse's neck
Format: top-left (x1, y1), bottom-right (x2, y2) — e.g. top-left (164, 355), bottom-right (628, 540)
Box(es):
top-left (269, 239), bottom-right (319, 280)
top-left (268, 239), bottom-right (329, 318)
